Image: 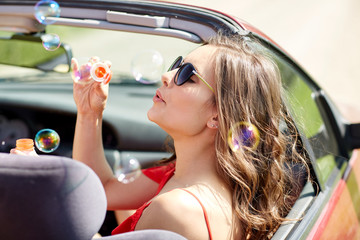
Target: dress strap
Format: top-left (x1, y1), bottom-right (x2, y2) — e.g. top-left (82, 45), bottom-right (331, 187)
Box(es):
top-left (178, 188), bottom-right (213, 240)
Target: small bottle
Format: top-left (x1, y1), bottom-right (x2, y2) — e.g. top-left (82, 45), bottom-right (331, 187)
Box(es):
top-left (90, 62), bottom-right (111, 82)
top-left (15, 138), bottom-right (37, 155)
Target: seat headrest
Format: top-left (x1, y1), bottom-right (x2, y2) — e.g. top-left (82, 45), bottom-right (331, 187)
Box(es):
top-left (0, 153), bottom-right (107, 240)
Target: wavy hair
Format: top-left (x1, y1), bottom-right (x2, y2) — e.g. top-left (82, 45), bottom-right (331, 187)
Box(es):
top-left (208, 32), bottom-right (309, 239)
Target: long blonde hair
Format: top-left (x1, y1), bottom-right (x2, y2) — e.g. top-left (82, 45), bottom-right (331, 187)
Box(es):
top-left (208, 32), bottom-right (309, 239)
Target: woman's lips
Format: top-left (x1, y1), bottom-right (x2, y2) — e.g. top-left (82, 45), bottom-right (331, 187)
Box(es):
top-left (153, 89), bottom-right (165, 103)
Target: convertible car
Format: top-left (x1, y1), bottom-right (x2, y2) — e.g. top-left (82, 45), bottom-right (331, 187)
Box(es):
top-left (0, 0), bottom-right (360, 239)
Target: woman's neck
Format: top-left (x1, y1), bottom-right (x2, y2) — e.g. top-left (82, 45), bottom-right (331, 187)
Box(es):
top-left (171, 134), bottom-right (218, 183)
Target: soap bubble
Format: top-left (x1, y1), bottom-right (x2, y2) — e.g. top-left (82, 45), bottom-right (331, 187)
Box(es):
top-left (41, 33), bottom-right (61, 51)
top-left (227, 122), bottom-right (260, 152)
top-left (131, 50), bottom-right (164, 84)
top-left (35, 129), bottom-right (60, 153)
top-left (34, 0), bottom-right (61, 25)
top-left (115, 155), bottom-right (141, 184)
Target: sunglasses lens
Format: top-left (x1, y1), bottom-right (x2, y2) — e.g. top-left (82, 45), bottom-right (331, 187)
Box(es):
top-left (168, 56), bottom-right (183, 72)
top-left (175, 64), bottom-right (194, 86)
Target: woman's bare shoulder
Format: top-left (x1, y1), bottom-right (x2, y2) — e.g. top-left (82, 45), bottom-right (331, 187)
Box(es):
top-left (135, 188), bottom-right (210, 239)
top-left (105, 173), bottom-right (159, 210)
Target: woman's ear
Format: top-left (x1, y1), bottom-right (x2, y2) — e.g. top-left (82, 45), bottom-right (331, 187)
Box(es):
top-left (207, 114), bottom-right (218, 129)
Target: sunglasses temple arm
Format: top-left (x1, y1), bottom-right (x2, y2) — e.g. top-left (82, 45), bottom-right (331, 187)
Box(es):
top-left (192, 70), bottom-right (215, 93)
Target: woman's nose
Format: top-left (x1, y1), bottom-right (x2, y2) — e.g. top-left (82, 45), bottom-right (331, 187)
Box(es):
top-left (161, 71), bottom-right (173, 87)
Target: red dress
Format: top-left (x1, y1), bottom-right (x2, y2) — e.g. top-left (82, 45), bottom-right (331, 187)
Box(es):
top-left (111, 163), bottom-right (213, 240)
top-left (111, 163), bottom-right (175, 235)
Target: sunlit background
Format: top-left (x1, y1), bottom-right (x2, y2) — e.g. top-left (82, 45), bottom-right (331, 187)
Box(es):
top-left (165, 0), bottom-right (360, 121)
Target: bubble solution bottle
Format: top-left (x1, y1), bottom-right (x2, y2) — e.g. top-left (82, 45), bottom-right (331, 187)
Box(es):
top-left (15, 138), bottom-right (37, 156)
top-left (91, 62), bottom-right (110, 82)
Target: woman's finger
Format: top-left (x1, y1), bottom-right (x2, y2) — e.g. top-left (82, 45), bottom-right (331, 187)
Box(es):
top-left (103, 71), bottom-right (113, 85)
top-left (71, 58), bottom-right (79, 75)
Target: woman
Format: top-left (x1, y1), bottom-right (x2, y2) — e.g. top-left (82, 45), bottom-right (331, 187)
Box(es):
top-left (72, 32), bottom-right (309, 239)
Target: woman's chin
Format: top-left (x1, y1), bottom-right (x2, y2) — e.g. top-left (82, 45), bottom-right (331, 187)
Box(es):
top-left (147, 108), bottom-right (159, 123)
top-left (148, 109), bottom-right (170, 131)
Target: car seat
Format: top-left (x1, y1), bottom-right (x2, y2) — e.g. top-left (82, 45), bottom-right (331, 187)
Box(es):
top-left (0, 153), bottom-right (187, 240)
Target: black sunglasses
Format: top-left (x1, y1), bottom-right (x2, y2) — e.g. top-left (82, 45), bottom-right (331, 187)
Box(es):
top-left (168, 56), bottom-right (214, 93)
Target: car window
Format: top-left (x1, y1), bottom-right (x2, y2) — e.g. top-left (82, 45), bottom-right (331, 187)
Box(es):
top-left (272, 51), bottom-right (339, 186)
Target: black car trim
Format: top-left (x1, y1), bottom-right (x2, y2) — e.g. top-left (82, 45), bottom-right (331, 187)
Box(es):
top-left (345, 123), bottom-right (360, 150)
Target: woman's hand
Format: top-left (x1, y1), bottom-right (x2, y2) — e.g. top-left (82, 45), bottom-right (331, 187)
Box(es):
top-left (72, 57), bottom-right (113, 116)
